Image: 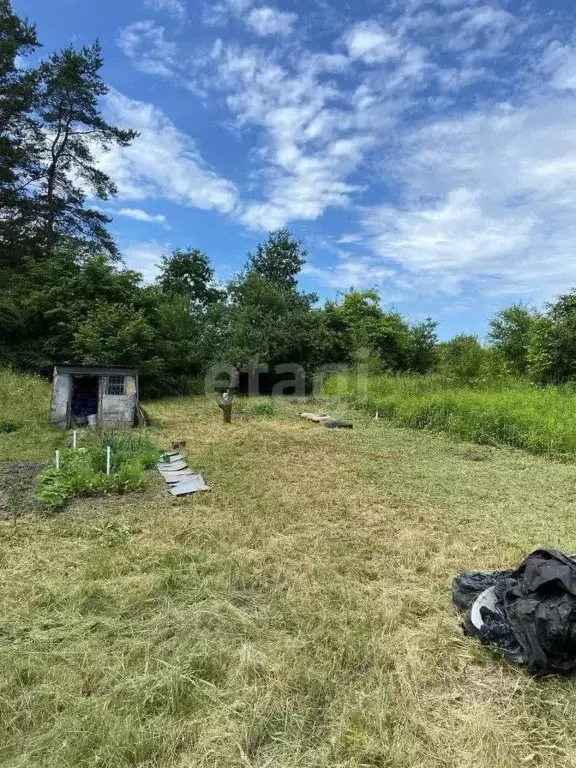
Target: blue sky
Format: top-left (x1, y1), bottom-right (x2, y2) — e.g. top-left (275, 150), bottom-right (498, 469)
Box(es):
top-left (15, 0), bottom-right (576, 339)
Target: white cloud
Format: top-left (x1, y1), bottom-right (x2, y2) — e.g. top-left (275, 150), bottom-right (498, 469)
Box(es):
top-left (239, 136), bottom-right (371, 229)
top-left (204, 0), bottom-right (254, 26)
top-left (145, 0), bottom-right (186, 21)
top-left (343, 21), bottom-right (402, 64)
top-left (113, 0), bottom-right (576, 304)
top-left (303, 257), bottom-right (395, 290)
top-left (542, 42), bottom-right (576, 91)
top-left (117, 208), bottom-right (168, 225)
top-left (246, 6), bottom-right (298, 36)
top-left (122, 240), bottom-right (168, 281)
top-left (209, 43), bottom-right (374, 229)
top-left (98, 90), bottom-right (238, 214)
top-left (361, 91), bottom-right (576, 298)
top-left (117, 21), bottom-right (177, 77)
top-left (205, 0), bottom-right (297, 37)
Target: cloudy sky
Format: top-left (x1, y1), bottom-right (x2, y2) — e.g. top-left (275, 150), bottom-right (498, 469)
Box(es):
top-left (16, 0), bottom-right (576, 337)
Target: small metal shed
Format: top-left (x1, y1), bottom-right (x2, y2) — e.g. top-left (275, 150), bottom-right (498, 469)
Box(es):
top-left (50, 366), bottom-right (139, 429)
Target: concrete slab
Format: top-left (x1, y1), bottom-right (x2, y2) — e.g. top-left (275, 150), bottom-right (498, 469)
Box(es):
top-left (157, 459), bottom-right (188, 472)
top-left (169, 476), bottom-right (210, 495)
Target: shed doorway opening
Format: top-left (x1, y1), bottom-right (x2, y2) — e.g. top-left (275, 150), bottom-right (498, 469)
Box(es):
top-left (70, 375), bottom-right (99, 426)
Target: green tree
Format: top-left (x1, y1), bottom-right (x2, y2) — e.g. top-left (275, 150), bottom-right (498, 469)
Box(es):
top-left (333, 289), bottom-right (412, 371)
top-left (156, 247), bottom-right (224, 308)
top-left (407, 318), bottom-right (438, 374)
top-left (489, 304), bottom-right (537, 376)
top-left (305, 303), bottom-right (354, 371)
top-left (0, 241), bottom-right (216, 395)
top-left (73, 302), bottom-right (160, 371)
top-left (215, 228), bottom-right (317, 376)
top-left (436, 334), bottom-right (490, 383)
top-left (527, 291), bottom-right (576, 384)
top-left (34, 42), bottom-right (137, 256)
top-left (0, 0), bottom-right (42, 267)
top-left (0, 243), bottom-right (147, 371)
top-left (248, 228), bottom-right (312, 296)
top-left (222, 271), bottom-right (311, 370)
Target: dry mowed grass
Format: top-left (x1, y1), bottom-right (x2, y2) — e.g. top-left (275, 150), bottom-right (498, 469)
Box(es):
top-left (2, 392), bottom-right (576, 767)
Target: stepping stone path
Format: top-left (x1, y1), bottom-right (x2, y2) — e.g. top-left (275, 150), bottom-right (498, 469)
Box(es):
top-left (156, 453), bottom-right (210, 496)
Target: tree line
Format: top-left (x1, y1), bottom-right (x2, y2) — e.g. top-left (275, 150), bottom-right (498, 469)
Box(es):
top-left (2, 0), bottom-right (576, 396)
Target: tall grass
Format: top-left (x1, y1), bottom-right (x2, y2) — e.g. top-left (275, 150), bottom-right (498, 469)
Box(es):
top-left (326, 373), bottom-right (576, 458)
top-left (0, 368), bottom-right (65, 461)
top-left (0, 368), bottom-right (51, 425)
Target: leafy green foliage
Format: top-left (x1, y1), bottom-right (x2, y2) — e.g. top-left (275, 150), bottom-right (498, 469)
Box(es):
top-left (156, 247), bottom-right (224, 308)
top-left (0, 0), bottom-right (43, 269)
top-left (0, 420), bottom-right (21, 433)
top-left (436, 335), bottom-right (489, 383)
top-left (98, 432), bottom-right (160, 470)
top-left (36, 434), bottom-right (160, 510)
top-left (247, 401), bottom-right (276, 416)
top-left (526, 291), bottom-right (576, 385)
top-left (489, 304), bottom-right (537, 377)
top-left (248, 227), bottom-right (311, 294)
top-left (0, 244), bottom-right (217, 394)
top-left (222, 271), bottom-right (312, 371)
top-left (313, 290), bottom-right (438, 375)
top-left (1, 1), bottom-right (137, 263)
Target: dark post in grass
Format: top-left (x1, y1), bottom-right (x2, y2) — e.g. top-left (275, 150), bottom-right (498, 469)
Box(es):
top-left (219, 389), bottom-right (233, 424)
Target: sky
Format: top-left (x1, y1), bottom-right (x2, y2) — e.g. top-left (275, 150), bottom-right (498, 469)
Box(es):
top-left (14, 0), bottom-right (576, 339)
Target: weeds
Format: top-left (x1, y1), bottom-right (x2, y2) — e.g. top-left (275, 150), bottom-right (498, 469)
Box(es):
top-left (247, 401), bottom-right (276, 416)
top-left (0, 420), bottom-right (21, 434)
top-left (36, 436), bottom-right (160, 510)
top-left (0, 369), bottom-right (64, 461)
top-left (328, 373), bottom-right (576, 459)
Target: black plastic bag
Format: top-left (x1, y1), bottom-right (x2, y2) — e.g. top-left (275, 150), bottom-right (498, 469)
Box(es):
top-left (452, 569), bottom-right (513, 611)
top-left (453, 549), bottom-right (576, 675)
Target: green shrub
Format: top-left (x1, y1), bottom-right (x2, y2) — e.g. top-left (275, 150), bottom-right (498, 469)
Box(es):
top-left (99, 432), bottom-right (159, 469)
top-left (117, 458), bottom-right (148, 492)
top-left (36, 433), bottom-right (160, 510)
top-left (36, 468), bottom-right (69, 509)
top-left (247, 401), bottom-right (276, 416)
top-left (0, 420), bottom-right (22, 433)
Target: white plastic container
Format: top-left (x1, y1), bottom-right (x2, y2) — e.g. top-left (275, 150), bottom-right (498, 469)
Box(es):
top-left (87, 414), bottom-right (98, 428)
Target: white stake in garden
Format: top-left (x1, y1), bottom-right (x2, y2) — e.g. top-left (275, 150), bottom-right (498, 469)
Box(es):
top-left (106, 446), bottom-right (111, 476)
top-left (55, 449), bottom-right (60, 470)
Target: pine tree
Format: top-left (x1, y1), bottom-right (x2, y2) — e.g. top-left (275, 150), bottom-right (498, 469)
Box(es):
top-left (0, 0), bottom-right (42, 267)
top-left (35, 42), bottom-right (137, 256)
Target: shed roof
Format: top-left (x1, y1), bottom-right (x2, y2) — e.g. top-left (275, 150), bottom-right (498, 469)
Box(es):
top-left (54, 366), bottom-right (139, 377)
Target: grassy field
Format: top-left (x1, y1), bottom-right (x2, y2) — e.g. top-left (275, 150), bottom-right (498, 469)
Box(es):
top-left (3, 375), bottom-right (576, 766)
top-left (327, 373), bottom-right (576, 459)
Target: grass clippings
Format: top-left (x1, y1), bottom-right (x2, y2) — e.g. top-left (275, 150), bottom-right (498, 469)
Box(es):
top-left (0, 461), bottom-right (42, 519)
top-left (2, 384), bottom-right (576, 766)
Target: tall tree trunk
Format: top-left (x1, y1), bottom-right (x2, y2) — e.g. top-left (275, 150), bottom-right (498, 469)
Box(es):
top-left (44, 102), bottom-right (70, 256)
